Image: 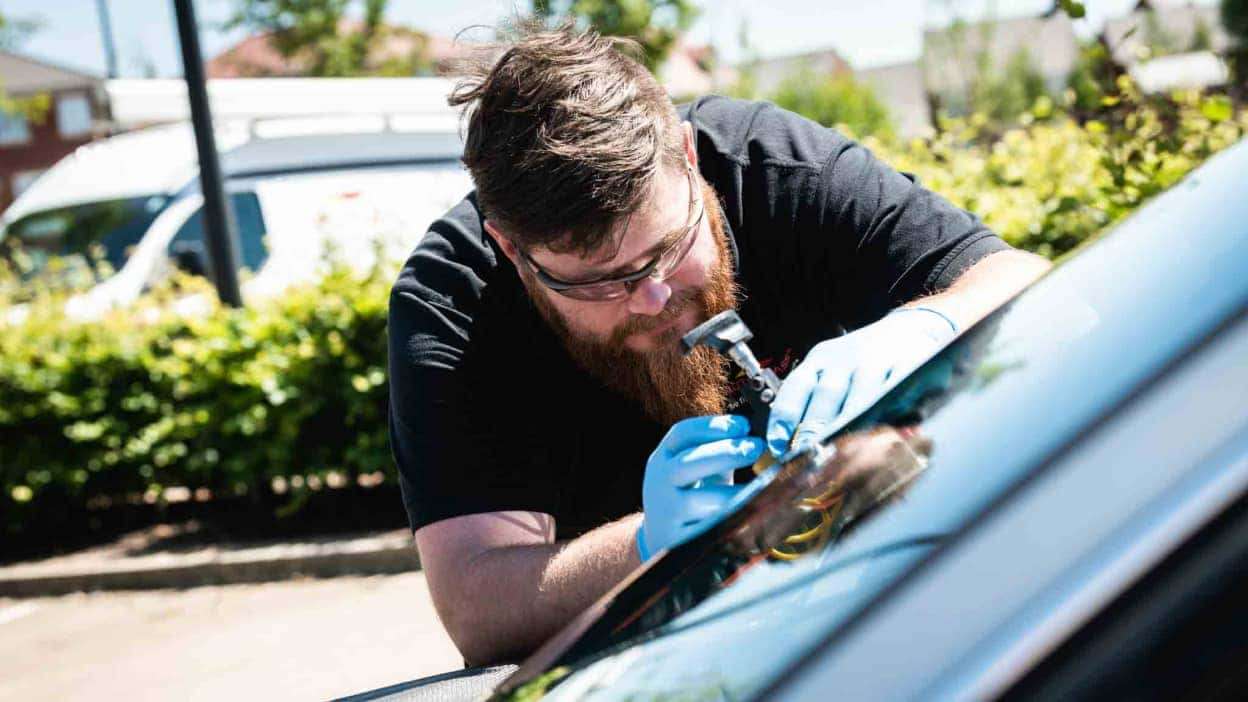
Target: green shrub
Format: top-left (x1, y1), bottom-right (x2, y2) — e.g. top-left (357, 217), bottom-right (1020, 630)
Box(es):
top-left (866, 86), bottom-right (1247, 258)
top-left (0, 257), bottom-right (394, 539)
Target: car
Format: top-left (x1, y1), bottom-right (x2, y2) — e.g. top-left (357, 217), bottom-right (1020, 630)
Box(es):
top-left (339, 135), bottom-right (1248, 701)
top-left (1, 115), bottom-right (471, 320)
top-left (65, 153), bottom-right (472, 320)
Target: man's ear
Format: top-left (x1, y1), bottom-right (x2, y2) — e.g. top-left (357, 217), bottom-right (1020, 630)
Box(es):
top-left (483, 220), bottom-right (522, 268)
top-left (681, 120), bottom-right (697, 169)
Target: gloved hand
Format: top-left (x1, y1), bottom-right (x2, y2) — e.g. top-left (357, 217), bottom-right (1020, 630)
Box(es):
top-left (766, 307), bottom-right (958, 456)
top-left (637, 414), bottom-right (766, 562)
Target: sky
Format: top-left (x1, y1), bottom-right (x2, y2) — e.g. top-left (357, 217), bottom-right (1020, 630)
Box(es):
top-left (0, 0), bottom-right (1224, 79)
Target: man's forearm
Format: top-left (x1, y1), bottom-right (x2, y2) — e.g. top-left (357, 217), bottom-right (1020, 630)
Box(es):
top-left (448, 513), bottom-right (642, 665)
top-left (906, 249), bottom-right (1052, 330)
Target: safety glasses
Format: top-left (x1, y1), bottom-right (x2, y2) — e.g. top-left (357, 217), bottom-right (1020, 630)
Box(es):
top-left (518, 163), bottom-right (705, 302)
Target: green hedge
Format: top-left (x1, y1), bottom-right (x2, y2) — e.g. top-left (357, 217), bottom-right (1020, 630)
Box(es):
top-left (864, 86), bottom-right (1248, 259)
top-left (0, 261), bottom-right (393, 539)
top-left (1, 86), bottom-right (1245, 540)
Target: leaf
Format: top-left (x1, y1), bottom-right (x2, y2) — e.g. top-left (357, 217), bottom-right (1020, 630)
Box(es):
top-left (1058, 0), bottom-right (1086, 20)
top-left (1201, 96), bottom-right (1233, 123)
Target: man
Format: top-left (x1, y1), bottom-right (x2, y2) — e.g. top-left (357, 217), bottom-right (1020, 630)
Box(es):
top-left (388, 25), bottom-right (1050, 665)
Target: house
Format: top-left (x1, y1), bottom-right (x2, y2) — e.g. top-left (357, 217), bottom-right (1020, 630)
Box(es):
top-left (740, 47), bottom-right (852, 97)
top-left (0, 51), bottom-right (107, 213)
top-left (1103, 0), bottom-right (1232, 66)
top-left (732, 7), bottom-right (1076, 136)
top-left (723, 1), bottom-right (1235, 136)
top-left (660, 40), bottom-right (737, 100)
top-left (857, 60), bottom-right (931, 137)
top-left (205, 20), bottom-right (463, 78)
top-left (922, 11), bottom-right (1079, 113)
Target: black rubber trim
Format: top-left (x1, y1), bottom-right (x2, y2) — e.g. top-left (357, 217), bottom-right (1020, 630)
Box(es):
top-left (334, 664), bottom-right (519, 702)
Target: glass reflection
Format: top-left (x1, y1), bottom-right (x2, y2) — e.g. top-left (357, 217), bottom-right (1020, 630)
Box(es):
top-left (766, 424), bottom-right (933, 562)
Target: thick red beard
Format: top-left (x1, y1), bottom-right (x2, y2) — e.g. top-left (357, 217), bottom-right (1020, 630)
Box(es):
top-left (524, 181), bottom-right (739, 425)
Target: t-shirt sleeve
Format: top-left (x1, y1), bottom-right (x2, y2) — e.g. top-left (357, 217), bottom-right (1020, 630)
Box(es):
top-left (387, 199), bottom-right (559, 532)
top-left (725, 100), bottom-right (1011, 329)
top-left (810, 135), bottom-right (1010, 326)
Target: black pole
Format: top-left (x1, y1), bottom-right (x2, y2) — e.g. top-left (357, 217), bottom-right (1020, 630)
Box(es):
top-left (95, 0), bottom-right (119, 79)
top-left (172, 0), bottom-right (243, 308)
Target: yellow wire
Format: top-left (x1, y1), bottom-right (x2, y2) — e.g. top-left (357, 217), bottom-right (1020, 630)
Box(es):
top-left (782, 509), bottom-right (833, 544)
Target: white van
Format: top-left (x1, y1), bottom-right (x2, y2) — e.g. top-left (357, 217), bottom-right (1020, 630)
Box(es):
top-left (1, 120), bottom-right (471, 319)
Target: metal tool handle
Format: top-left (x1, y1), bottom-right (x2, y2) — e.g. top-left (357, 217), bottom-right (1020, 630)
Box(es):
top-left (681, 311), bottom-right (753, 355)
top-left (682, 311), bottom-right (781, 436)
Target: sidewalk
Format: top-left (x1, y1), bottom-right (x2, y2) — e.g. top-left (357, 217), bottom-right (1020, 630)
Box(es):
top-left (0, 572), bottom-right (463, 701)
top-left (0, 522), bottom-right (419, 597)
top-left (0, 523), bottom-right (464, 700)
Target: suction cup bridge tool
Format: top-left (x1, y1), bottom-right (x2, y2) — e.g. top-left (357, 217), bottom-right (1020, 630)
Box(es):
top-left (681, 310), bottom-right (781, 437)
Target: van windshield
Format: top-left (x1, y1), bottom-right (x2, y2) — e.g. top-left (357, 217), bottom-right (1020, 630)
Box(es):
top-left (1, 195), bottom-right (167, 283)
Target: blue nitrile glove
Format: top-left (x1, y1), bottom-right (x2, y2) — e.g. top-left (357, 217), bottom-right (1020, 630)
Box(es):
top-left (637, 414), bottom-right (766, 562)
top-left (766, 307), bottom-right (958, 456)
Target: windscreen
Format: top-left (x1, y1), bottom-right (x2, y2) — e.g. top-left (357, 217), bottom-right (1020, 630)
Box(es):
top-left (495, 140), bottom-right (1248, 701)
top-left (1, 195), bottom-right (167, 284)
top-left (167, 192), bottom-right (269, 273)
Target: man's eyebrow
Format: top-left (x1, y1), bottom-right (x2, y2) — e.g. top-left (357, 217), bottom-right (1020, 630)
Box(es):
top-left (587, 225), bottom-right (686, 279)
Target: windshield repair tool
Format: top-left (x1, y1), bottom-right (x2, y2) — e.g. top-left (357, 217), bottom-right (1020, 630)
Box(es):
top-left (682, 310), bottom-right (781, 438)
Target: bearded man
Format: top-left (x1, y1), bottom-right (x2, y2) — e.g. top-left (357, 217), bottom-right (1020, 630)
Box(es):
top-left (387, 26), bottom-right (1050, 666)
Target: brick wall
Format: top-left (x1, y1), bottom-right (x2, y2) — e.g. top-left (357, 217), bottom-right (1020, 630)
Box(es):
top-left (0, 88), bottom-right (100, 215)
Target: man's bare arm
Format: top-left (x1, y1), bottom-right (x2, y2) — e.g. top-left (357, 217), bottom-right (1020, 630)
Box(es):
top-left (904, 249), bottom-right (1052, 329)
top-left (415, 510), bottom-right (642, 666)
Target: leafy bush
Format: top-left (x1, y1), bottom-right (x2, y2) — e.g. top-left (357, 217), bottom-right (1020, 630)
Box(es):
top-left (865, 86), bottom-right (1247, 258)
top-left (0, 257), bottom-right (394, 540)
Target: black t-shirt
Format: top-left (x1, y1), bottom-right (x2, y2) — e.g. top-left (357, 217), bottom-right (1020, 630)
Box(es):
top-left (388, 96), bottom-right (1010, 538)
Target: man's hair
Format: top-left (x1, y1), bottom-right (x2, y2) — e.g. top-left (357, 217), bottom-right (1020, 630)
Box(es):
top-left (448, 22), bottom-right (685, 258)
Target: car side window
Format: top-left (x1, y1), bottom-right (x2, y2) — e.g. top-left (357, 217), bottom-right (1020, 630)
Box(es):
top-left (168, 192), bottom-right (269, 273)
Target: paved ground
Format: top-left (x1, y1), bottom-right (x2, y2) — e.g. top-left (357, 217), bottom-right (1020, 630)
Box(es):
top-left (0, 572), bottom-right (463, 701)
top-left (0, 524), bottom-right (420, 596)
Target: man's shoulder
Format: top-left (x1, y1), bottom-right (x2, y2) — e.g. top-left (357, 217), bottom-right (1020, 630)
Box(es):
top-left (681, 95), bottom-right (854, 171)
top-left (391, 191), bottom-right (496, 310)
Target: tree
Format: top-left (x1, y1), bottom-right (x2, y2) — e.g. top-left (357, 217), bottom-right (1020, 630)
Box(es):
top-left (1140, 8), bottom-right (1179, 59)
top-left (531, 0), bottom-right (699, 73)
top-left (1190, 16), bottom-right (1214, 52)
top-left (1056, 0), bottom-right (1087, 20)
top-left (0, 10), bottom-right (40, 49)
top-left (224, 0), bottom-right (432, 77)
top-left (1225, 0), bottom-right (1248, 92)
top-left (1227, 0), bottom-right (1248, 38)
top-left (724, 18), bottom-right (759, 99)
top-left (0, 11), bottom-right (49, 123)
top-left (129, 50), bottom-right (160, 80)
top-left (973, 48), bottom-right (1051, 123)
top-left (1066, 39), bottom-right (1125, 117)
top-left (770, 69), bottom-right (895, 139)
top-left (921, 8), bottom-right (1051, 127)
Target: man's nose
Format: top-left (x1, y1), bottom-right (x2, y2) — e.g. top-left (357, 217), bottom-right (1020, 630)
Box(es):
top-left (626, 276), bottom-right (672, 316)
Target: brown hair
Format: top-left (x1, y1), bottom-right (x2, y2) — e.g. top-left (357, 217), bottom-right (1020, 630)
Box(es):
top-left (448, 22), bottom-right (685, 258)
